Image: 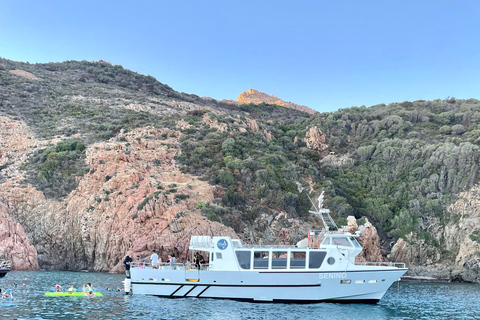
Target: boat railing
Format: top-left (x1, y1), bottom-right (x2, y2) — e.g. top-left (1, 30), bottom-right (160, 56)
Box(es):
top-left (355, 261), bottom-right (406, 268)
top-left (0, 259), bottom-right (12, 269)
top-left (131, 261), bottom-right (210, 271)
top-left (241, 245), bottom-right (298, 249)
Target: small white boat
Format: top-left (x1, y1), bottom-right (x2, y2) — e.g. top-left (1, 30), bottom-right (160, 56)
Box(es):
top-left (0, 259), bottom-right (11, 278)
top-left (126, 193), bottom-right (407, 303)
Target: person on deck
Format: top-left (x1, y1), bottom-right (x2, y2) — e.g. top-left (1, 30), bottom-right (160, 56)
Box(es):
top-left (193, 252), bottom-right (205, 269)
top-left (167, 254), bottom-right (176, 265)
top-left (150, 250), bottom-right (159, 268)
top-left (123, 255), bottom-right (133, 278)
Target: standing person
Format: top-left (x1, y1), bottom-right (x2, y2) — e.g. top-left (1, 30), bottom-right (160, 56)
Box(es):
top-left (170, 254), bottom-right (176, 265)
top-left (123, 255), bottom-right (133, 278)
top-left (194, 252), bottom-right (205, 269)
top-left (197, 253), bottom-right (205, 265)
top-left (150, 250), bottom-right (159, 268)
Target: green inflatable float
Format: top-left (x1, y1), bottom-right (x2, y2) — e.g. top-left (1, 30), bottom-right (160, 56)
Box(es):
top-left (45, 292), bottom-right (103, 297)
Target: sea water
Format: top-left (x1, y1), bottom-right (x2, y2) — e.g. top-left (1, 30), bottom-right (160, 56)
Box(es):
top-left (1, 271), bottom-right (479, 320)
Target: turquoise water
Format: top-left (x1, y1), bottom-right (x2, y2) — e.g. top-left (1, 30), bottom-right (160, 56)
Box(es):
top-left (1, 271), bottom-right (479, 319)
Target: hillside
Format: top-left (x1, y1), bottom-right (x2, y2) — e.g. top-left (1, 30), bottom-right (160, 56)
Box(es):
top-left (1, 57), bottom-right (480, 282)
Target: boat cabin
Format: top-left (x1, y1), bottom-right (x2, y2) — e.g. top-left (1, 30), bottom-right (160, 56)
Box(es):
top-left (189, 233), bottom-right (362, 272)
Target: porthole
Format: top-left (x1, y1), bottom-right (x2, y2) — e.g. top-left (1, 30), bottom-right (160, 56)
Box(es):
top-left (327, 257), bottom-right (335, 265)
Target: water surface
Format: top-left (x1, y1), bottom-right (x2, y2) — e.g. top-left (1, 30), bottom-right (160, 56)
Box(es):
top-left (1, 271), bottom-right (478, 319)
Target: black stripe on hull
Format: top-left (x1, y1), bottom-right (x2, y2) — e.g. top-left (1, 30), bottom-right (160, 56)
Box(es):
top-left (151, 295), bottom-right (380, 305)
top-left (132, 282), bottom-right (321, 288)
top-left (196, 286), bottom-right (210, 297)
top-left (169, 285), bottom-right (184, 296)
top-left (184, 286), bottom-right (197, 296)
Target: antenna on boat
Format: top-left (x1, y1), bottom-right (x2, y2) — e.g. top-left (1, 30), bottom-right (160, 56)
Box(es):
top-left (309, 192), bottom-right (338, 231)
top-left (296, 182), bottom-right (338, 231)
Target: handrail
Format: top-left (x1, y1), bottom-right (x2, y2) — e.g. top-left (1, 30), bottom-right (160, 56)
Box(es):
top-left (241, 245), bottom-right (298, 249)
top-left (355, 261), bottom-right (406, 268)
top-left (130, 261), bottom-right (211, 271)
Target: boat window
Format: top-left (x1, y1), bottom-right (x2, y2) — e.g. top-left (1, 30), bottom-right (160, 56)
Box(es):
top-left (290, 252), bottom-right (306, 269)
top-left (235, 251), bottom-right (251, 270)
top-left (322, 237), bottom-right (331, 245)
top-left (211, 252), bottom-right (214, 261)
top-left (232, 239), bottom-right (243, 248)
top-left (271, 251), bottom-right (288, 269)
top-left (332, 237), bottom-right (351, 247)
top-left (350, 237), bottom-right (361, 248)
top-left (308, 251), bottom-right (326, 269)
top-left (327, 257), bottom-right (335, 265)
top-left (253, 251), bottom-right (269, 269)
top-left (216, 252), bottom-right (223, 259)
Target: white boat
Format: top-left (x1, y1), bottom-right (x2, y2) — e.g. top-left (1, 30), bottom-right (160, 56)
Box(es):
top-left (0, 259), bottom-right (11, 278)
top-left (126, 193), bottom-right (407, 303)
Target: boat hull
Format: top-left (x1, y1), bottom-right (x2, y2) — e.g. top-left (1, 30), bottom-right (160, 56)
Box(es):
top-left (130, 267), bottom-right (406, 303)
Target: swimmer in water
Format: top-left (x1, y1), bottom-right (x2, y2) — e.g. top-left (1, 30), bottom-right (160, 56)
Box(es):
top-left (85, 291), bottom-right (95, 297)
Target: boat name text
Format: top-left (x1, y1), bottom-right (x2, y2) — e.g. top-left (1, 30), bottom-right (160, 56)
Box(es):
top-left (318, 273), bottom-right (347, 279)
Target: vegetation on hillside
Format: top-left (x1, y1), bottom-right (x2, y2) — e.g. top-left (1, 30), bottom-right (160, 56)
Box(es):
top-left (3, 57), bottom-right (480, 250)
top-left (308, 99), bottom-right (480, 245)
top-left (20, 140), bottom-right (89, 199)
top-left (176, 98), bottom-right (480, 248)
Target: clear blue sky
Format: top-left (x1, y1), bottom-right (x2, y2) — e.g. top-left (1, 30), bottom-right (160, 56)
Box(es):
top-left (1, 1), bottom-right (479, 112)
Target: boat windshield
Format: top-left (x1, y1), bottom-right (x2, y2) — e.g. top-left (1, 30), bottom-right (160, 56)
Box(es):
top-left (331, 237), bottom-right (352, 247)
top-left (350, 237), bottom-right (361, 248)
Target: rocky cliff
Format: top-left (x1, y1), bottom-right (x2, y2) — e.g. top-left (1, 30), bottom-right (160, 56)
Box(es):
top-left (0, 202), bottom-right (39, 270)
top-left (390, 185), bottom-right (480, 282)
top-left (0, 123), bottom-right (237, 271)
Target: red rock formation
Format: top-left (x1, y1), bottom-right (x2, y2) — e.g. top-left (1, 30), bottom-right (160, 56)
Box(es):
top-left (236, 89), bottom-right (316, 114)
top-left (202, 113), bottom-right (228, 131)
top-left (0, 202), bottom-right (39, 270)
top-left (355, 218), bottom-right (384, 263)
top-left (304, 127), bottom-right (329, 152)
top-left (246, 117), bottom-right (259, 132)
top-left (1, 127), bottom-right (238, 272)
top-left (346, 216), bottom-right (384, 263)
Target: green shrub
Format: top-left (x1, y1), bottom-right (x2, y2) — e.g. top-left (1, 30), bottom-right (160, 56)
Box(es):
top-left (137, 196), bottom-right (152, 210)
